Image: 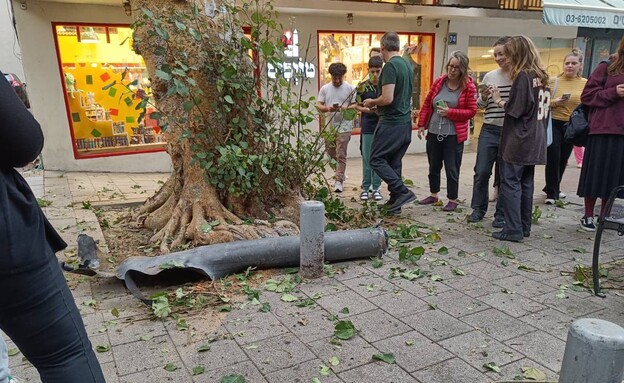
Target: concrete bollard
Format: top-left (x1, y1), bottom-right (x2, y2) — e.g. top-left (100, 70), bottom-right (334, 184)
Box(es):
top-left (299, 201), bottom-right (325, 279)
top-left (558, 318), bottom-right (624, 383)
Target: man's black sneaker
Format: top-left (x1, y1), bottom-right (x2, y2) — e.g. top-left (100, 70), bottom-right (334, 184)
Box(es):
top-left (467, 210), bottom-right (484, 223)
top-left (492, 231), bottom-right (523, 242)
top-left (492, 217), bottom-right (505, 228)
top-left (523, 231), bottom-right (530, 237)
top-left (387, 190), bottom-right (416, 213)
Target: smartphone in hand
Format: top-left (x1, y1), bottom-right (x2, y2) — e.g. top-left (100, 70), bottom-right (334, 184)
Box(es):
top-left (561, 93), bottom-right (571, 101)
top-left (435, 100), bottom-right (447, 109)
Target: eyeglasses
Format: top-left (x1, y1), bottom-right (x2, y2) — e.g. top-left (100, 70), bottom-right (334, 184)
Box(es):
top-left (447, 65), bottom-right (461, 71)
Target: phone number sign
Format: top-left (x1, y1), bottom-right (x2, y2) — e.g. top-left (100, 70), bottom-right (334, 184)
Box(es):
top-left (543, 6), bottom-right (624, 29)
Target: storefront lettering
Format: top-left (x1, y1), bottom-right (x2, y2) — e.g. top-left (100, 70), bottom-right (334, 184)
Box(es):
top-left (267, 59), bottom-right (316, 79)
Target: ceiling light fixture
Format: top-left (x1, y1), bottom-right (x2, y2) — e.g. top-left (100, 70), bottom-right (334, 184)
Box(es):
top-left (123, 0), bottom-right (132, 17)
top-left (80, 27), bottom-right (100, 43)
top-left (347, 13), bottom-right (353, 25)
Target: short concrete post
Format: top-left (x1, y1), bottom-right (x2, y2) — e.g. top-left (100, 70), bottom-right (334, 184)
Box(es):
top-left (299, 201), bottom-right (325, 279)
top-left (559, 318), bottom-right (624, 383)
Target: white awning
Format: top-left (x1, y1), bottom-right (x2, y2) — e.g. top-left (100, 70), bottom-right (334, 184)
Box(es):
top-left (543, 0), bottom-right (624, 29)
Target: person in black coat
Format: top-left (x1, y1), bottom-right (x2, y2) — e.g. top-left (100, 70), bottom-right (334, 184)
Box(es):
top-left (0, 74), bottom-right (105, 382)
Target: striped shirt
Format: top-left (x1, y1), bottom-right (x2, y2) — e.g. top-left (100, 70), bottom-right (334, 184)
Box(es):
top-left (477, 68), bottom-right (512, 127)
top-left (549, 75), bottom-right (587, 121)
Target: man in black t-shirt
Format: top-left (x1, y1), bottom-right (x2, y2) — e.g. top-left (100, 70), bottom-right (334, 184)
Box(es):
top-left (355, 56), bottom-right (383, 201)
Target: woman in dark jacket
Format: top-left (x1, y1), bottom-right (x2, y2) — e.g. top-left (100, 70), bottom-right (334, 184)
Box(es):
top-left (577, 37), bottom-right (624, 231)
top-left (0, 74), bottom-right (105, 382)
top-left (417, 50), bottom-right (477, 212)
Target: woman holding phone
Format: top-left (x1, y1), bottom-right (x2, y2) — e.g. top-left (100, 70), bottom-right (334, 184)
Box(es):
top-left (543, 49), bottom-right (587, 204)
top-left (417, 50), bottom-right (477, 211)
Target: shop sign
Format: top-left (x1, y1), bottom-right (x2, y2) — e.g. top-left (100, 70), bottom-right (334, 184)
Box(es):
top-left (543, 0), bottom-right (624, 29)
top-left (268, 29), bottom-right (316, 80)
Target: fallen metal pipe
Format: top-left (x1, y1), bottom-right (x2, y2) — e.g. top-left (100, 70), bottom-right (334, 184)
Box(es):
top-left (65, 227), bottom-right (387, 304)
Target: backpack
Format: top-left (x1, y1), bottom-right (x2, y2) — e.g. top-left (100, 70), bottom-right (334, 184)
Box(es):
top-left (563, 62), bottom-right (609, 147)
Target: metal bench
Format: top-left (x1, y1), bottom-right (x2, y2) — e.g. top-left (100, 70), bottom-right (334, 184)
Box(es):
top-left (592, 185), bottom-right (624, 297)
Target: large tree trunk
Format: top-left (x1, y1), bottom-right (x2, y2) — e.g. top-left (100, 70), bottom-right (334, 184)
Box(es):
top-left (130, 0), bottom-right (301, 252)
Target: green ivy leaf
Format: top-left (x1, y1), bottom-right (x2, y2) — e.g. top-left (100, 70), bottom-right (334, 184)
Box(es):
top-left (197, 344), bottom-right (211, 352)
top-left (522, 366), bottom-right (546, 380)
top-left (483, 361), bottom-right (501, 373)
top-left (221, 374), bottom-right (246, 383)
top-left (96, 344), bottom-right (110, 353)
top-left (224, 95), bottom-right (234, 104)
top-left (280, 293), bottom-right (298, 302)
top-left (334, 320), bottom-right (356, 340)
top-left (7, 348), bottom-right (20, 357)
top-left (164, 363), bottom-right (178, 372)
top-left (372, 352), bottom-right (396, 364)
top-left (192, 365), bottom-right (205, 375)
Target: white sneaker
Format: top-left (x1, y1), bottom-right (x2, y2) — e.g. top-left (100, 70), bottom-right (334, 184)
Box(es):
top-left (545, 198), bottom-right (555, 205)
top-left (559, 192), bottom-right (566, 199)
top-left (8, 376), bottom-right (21, 383)
top-left (372, 190), bottom-right (383, 201)
top-left (334, 181), bottom-right (343, 193)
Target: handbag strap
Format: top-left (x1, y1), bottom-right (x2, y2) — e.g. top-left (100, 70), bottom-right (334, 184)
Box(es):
top-left (552, 76), bottom-right (559, 98)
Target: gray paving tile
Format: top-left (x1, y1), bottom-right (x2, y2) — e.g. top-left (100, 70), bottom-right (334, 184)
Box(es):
top-left (338, 361), bottom-right (418, 383)
top-left (483, 357), bottom-right (559, 382)
top-left (456, 260), bottom-right (517, 281)
top-left (506, 330), bottom-right (566, 372)
top-left (460, 308), bottom-right (536, 342)
top-left (265, 359), bottom-right (344, 383)
top-left (421, 289), bottom-right (489, 318)
top-left (107, 317), bottom-right (167, 346)
top-left (224, 312), bottom-right (289, 345)
top-left (119, 365), bottom-right (192, 383)
top-left (401, 309), bottom-right (473, 342)
top-left (308, 335), bottom-right (378, 373)
top-left (348, 309), bottom-right (411, 343)
top-left (493, 274), bottom-right (556, 299)
top-left (175, 338), bottom-right (249, 373)
top-left (342, 273), bottom-right (395, 298)
top-left (534, 291), bottom-right (607, 317)
top-left (439, 330), bottom-right (524, 371)
top-left (100, 362), bottom-right (120, 383)
top-left (313, 290), bottom-right (376, 318)
top-left (372, 330), bottom-right (454, 373)
top-left (518, 308), bottom-right (575, 341)
top-left (275, 308), bottom-right (336, 344)
top-left (112, 335), bottom-right (178, 376)
top-left (477, 292), bottom-right (546, 318)
top-left (388, 275), bottom-right (453, 298)
top-left (442, 273), bottom-right (504, 298)
top-left (298, 277), bottom-right (349, 298)
top-left (192, 360), bottom-right (268, 382)
top-left (243, 333), bottom-right (316, 374)
top-left (368, 290), bottom-right (429, 318)
top-left (411, 357), bottom-right (493, 383)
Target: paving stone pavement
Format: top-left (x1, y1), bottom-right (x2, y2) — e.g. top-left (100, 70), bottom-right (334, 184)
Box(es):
top-left (4, 150), bottom-right (624, 383)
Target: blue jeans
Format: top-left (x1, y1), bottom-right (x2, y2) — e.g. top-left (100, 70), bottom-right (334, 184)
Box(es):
top-left (0, 254), bottom-right (105, 382)
top-left (361, 133), bottom-right (382, 191)
top-left (470, 124), bottom-right (503, 219)
top-left (0, 336), bottom-right (9, 383)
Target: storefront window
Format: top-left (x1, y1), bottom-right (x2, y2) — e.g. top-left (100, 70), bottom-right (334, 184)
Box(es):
top-left (54, 23), bottom-right (165, 158)
top-left (468, 36), bottom-right (575, 136)
top-left (318, 31), bottom-right (434, 132)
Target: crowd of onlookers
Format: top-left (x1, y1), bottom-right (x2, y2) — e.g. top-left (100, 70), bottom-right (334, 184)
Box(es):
top-left (317, 33), bottom-right (624, 242)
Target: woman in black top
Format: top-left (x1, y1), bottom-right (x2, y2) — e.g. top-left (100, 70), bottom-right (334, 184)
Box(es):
top-left (0, 74), bottom-right (105, 382)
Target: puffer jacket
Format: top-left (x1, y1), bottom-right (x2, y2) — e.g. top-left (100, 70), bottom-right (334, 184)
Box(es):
top-left (417, 74), bottom-right (477, 143)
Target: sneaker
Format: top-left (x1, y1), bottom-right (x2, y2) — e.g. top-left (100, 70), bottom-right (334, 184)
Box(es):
top-left (523, 230), bottom-right (531, 237)
top-left (418, 195), bottom-right (439, 205)
top-left (559, 192), bottom-right (567, 199)
top-left (442, 201), bottom-right (458, 212)
top-left (388, 190), bottom-right (417, 213)
top-left (8, 376), bottom-right (21, 383)
top-left (467, 210), bottom-right (484, 223)
top-left (545, 198), bottom-right (555, 205)
top-left (492, 217), bottom-right (505, 228)
top-left (372, 190), bottom-right (383, 201)
top-left (492, 230), bottom-right (524, 242)
top-left (334, 181), bottom-right (343, 193)
top-left (359, 190), bottom-right (369, 201)
top-left (580, 216), bottom-right (596, 232)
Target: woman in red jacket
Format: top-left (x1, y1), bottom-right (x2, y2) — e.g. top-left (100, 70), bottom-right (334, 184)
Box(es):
top-left (577, 37), bottom-right (624, 231)
top-left (417, 51), bottom-right (477, 211)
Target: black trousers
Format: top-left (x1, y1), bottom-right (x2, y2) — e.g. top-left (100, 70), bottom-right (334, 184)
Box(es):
top-left (0, 254), bottom-right (105, 383)
top-left (544, 119), bottom-right (573, 199)
top-left (500, 159), bottom-right (535, 235)
top-left (426, 133), bottom-right (464, 200)
top-left (370, 121), bottom-right (412, 197)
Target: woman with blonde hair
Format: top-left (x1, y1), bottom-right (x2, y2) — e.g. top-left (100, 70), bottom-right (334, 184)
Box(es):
top-left (490, 36), bottom-right (549, 242)
top-left (577, 36), bottom-right (624, 231)
top-left (417, 50), bottom-right (477, 212)
top-left (543, 49), bottom-right (587, 204)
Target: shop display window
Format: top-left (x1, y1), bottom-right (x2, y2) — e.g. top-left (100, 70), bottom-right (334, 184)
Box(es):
top-left (318, 31), bottom-right (434, 133)
top-left (54, 23), bottom-right (165, 159)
